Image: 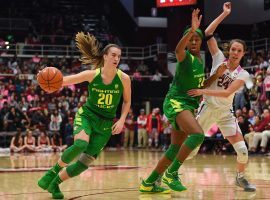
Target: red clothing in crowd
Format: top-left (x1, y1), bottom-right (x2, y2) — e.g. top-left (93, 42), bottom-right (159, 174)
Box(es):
top-left (137, 114), bottom-right (147, 129)
top-left (254, 116), bottom-right (270, 132)
top-left (146, 114), bottom-right (162, 133)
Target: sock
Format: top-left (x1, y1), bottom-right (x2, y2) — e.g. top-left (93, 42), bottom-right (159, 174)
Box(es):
top-left (51, 163), bottom-right (63, 174)
top-left (145, 170), bottom-right (160, 184)
top-left (54, 175), bottom-right (63, 185)
top-left (167, 159), bottom-right (182, 174)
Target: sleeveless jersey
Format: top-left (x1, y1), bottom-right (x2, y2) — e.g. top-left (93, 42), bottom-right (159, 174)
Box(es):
top-left (204, 50), bottom-right (249, 109)
top-left (84, 68), bottom-right (124, 119)
top-left (166, 50), bottom-right (205, 103)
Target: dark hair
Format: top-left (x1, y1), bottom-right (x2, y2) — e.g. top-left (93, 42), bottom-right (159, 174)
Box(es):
top-left (76, 32), bottom-right (121, 69)
top-left (229, 39), bottom-right (247, 52)
top-left (14, 128), bottom-right (22, 147)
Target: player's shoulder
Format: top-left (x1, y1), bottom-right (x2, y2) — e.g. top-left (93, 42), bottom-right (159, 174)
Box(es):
top-left (118, 70), bottom-right (131, 82)
top-left (238, 67), bottom-right (249, 76)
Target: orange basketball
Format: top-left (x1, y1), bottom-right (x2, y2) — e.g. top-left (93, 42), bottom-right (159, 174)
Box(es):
top-left (37, 67), bottom-right (63, 93)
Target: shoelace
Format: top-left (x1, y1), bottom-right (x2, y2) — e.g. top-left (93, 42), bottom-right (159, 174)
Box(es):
top-left (171, 172), bottom-right (183, 182)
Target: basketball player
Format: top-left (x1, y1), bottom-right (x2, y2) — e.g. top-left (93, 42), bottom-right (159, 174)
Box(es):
top-left (38, 32), bottom-right (131, 199)
top-left (140, 9), bottom-right (207, 193)
top-left (187, 2), bottom-right (256, 192)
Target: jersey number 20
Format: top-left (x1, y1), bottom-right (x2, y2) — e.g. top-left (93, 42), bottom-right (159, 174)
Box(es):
top-left (98, 93), bottom-right (113, 105)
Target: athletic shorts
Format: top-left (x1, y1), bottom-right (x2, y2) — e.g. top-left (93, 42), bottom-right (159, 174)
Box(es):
top-left (163, 96), bottom-right (198, 130)
top-left (196, 101), bottom-right (242, 138)
top-left (73, 106), bottom-right (113, 157)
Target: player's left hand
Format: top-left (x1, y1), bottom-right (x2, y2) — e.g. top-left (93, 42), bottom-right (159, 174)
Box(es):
top-left (187, 89), bottom-right (204, 97)
top-left (112, 119), bottom-right (124, 135)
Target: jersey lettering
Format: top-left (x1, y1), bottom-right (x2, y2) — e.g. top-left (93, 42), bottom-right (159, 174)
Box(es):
top-left (217, 74), bottom-right (234, 89)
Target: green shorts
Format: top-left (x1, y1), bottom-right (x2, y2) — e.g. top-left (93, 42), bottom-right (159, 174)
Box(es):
top-left (73, 107), bottom-right (113, 157)
top-left (163, 96), bottom-right (198, 130)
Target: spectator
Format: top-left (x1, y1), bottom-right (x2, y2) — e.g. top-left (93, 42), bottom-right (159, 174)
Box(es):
top-left (24, 129), bottom-right (37, 152)
top-left (37, 131), bottom-right (52, 152)
top-left (238, 115), bottom-right (251, 135)
top-left (10, 129), bottom-right (27, 153)
top-left (137, 108), bottom-right (147, 148)
top-left (244, 116), bottom-right (260, 150)
top-left (247, 109), bottom-right (256, 125)
top-left (151, 70), bottom-right (162, 81)
top-left (49, 110), bottom-right (62, 135)
top-left (123, 108), bottom-right (135, 149)
top-left (250, 109), bottom-right (270, 152)
top-left (147, 108), bottom-right (162, 148)
top-left (51, 132), bottom-right (67, 152)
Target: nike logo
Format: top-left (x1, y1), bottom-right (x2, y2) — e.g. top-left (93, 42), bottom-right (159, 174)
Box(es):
top-left (93, 84), bottom-right (98, 86)
top-left (103, 127), bottom-right (110, 131)
top-left (193, 69), bottom-right (197, 72)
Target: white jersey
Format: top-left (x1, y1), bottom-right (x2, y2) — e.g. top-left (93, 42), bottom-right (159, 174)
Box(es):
top-left (204, 50), bottom-right (250, 109)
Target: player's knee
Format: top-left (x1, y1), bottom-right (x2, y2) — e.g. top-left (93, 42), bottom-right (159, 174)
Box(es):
top-left (78, 153), bottom-right (95, 166)
top-left (74, 139), bottom-right (88, 152)
top-left (233, 141), bottom-right (248, 164)
top-left (165, 144), bottom-right (180, 161)
top-left (66, 160), bottom-right (88, 177)
top-left (184, 133), bottom-right (204, 150)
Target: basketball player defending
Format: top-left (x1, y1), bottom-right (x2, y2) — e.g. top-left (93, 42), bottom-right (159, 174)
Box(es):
top-left (188, 2), bottom-right (256, 192)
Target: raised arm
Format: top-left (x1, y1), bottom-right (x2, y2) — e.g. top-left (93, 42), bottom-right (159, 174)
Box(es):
top-left (205, 2), bottom-right (231, 56)
top-left (175, 9), bottom-right (202, 62)
top-left (112, 73), bottom-right (131, 134)
top-left (62, 70), bottom-right (96, 86)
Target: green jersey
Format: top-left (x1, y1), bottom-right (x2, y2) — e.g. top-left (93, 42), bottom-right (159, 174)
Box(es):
top-left (84, 68), bottom-right (124, 119)
top-left (166, 50), bottom-right (205, 103)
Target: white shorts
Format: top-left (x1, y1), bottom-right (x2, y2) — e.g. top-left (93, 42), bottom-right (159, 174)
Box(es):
top-left (197, 102), bottom-right (242, 138)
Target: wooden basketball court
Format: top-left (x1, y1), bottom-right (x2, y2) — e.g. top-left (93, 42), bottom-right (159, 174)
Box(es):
top-left (0, 150), bottom-right (269, 200)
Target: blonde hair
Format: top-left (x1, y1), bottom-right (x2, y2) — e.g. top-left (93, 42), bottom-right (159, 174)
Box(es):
top-left (76, 32), bottom-right (121, 69)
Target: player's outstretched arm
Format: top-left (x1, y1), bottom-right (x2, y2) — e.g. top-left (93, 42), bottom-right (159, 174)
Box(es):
top-left (188, 79), bottom-right (245, 98)
top-left (175, 9), bottom-right (202, 62)
top-left (205, 2), bottom-right (231, 56)
top-left (62, 70), bottom-right (95, 86)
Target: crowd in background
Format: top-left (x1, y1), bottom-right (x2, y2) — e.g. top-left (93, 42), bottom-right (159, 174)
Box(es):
top-left (0, 45), bottom-right (270, 154)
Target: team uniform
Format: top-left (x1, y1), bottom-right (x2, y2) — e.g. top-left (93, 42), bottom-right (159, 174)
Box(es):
top-left (164, 50), bottom-right (205, 130)
top-left (73, 68), bottom-right (123, 157)
top-left (197, 50), bottom-right (249, 137)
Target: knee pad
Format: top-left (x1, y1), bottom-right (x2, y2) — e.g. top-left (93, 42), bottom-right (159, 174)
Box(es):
top-left (73, 139), bottom-right (88, 151)
top-left (184, 133), bottom-right (204, 150)
top-left (165, 144), bottom-right (180, 161)
top-left (233, 141), bottom-right (248, 164)
top-left (66, 160), bottom-right (88, 177)
top-left (78, 153), bottom-right (95, 167)
top-left (61, 139), bottom-right (88, 164)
